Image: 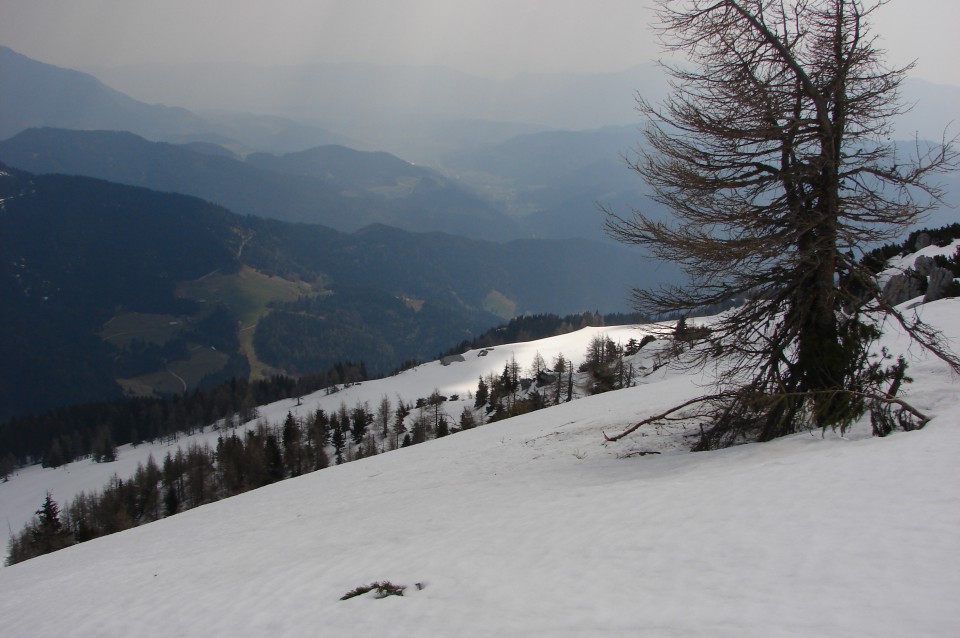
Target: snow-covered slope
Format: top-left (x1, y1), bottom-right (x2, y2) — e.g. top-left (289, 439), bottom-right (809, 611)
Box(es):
top-left (1, 299), bottom-right (959, 636)
top-left (0, 325), bottom-right (647, 534)
top-left (884, 238), bottom-right (960, 274)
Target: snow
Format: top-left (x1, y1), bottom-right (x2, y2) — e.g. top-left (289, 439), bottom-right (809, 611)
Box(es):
top-left (888, 238), bottom-right (960, 270)
top-left (1, 302), bottom-right (959, 636)
top-left (880, 238), bottom-right (960, 284)
top-left (0, 325), bottom-right (649, 534)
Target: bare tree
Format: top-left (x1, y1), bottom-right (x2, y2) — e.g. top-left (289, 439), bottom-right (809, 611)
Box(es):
top-left (606, 0), bottom-right (958, 448)
top-left (376, 395), bottom-right (392, 438)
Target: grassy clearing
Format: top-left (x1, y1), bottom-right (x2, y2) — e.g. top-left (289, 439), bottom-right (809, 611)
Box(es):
top-left (239, 322), bottom-right (285, 381)
top-left (483, 290), bottom-right (517, 319)
top-left (178, 266), bottom-right (322, 380)
top-left (118, 346), bottom-right (231, 397)
top-left (99, 312), bottom-right (187, 347)
top-left (108, 268), bottom-right (319, 393)
top-left (176, 266), bottom-right (314, 325)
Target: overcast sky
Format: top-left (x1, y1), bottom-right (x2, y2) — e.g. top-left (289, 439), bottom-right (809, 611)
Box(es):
top-left (3, 0), bottom-right (959, 84)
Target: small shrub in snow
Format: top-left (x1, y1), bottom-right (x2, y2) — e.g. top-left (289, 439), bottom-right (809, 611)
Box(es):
top-left (340, 581), bottom-right (406, 600)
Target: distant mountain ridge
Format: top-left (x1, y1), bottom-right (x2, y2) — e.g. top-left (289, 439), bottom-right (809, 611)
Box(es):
top-left (83, 59), bottom-right (960, 162)
top-left (0, 46), bottom-right (346, 155)
top-left (79, 60), bottom-right (668, 161)
top-left (9, 45), bottom-right (953, 243)
top-left (85, 60), bottom-right (669, 131)
top-left (442, 123), bottom-right (960, 241)
top-left (247, 145), bottom-right (431, 186)
top-left (441, 125), bottom-right (668, 242)
top-left (0, 128), bottom-right (521, 241)
top-left (0, 46), bottom-right (204, 142)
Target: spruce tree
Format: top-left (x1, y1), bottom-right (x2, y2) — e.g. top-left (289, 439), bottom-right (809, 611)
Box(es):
top-left (474, 377), bottom-right (489, 409)
top-left (30, 492), bottom-right (73, 556)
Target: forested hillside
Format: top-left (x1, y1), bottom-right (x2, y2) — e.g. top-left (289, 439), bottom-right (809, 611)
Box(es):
top-left (0, 165), bottom-right (653, 422)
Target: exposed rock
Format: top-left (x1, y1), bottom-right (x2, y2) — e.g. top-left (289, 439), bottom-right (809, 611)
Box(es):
top-left (914, 232), bottom-right (933, 251)
top-left (883, 254), bottom-right (957, 305)
top-left (440, 354), bottom-right (466, 366)
top-left (882, 271), bottom-right (924, 306)
top-left (924, 267), bottom-right (957, 303)
top-left (913, 255), bottom-right (936, 276)
top-left (535, 370), bottom-right (558, 386)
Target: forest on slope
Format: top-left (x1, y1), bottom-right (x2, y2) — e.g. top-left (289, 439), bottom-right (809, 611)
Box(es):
top-left (0, 165), bottom-right (652, 423)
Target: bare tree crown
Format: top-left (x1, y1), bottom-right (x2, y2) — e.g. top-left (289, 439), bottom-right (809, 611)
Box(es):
top-left (606, 0), bottom-right (958, 447)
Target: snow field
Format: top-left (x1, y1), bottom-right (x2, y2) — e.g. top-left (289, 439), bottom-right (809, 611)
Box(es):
top-left (0, 325), bottom-right (650, 534)
top-left (0, 301), bottom-right (958, 636)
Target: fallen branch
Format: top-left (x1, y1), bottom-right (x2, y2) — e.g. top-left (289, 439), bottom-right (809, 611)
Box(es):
top-left (603, 388), bottom-right (930, 443)
top-left (603, 392), bottom-right (736, 442)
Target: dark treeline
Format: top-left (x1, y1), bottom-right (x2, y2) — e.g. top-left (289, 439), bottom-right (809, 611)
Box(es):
top-left (6, 322), bottom-right (667, 566)
top-left (862, 223), bottom-right (960, 274)
top-left (472, 332), bottom-right (657, 424)
top-left (442, 311), bottom-right (645, 359)
top-left (9, 384), bottom-right (471, 565)
top-left (0, 362), bottom-right (368, 469)
top-left (254, 286), bottom-right (501, 377)
top-left (6, 409), bottom-right (335, 565)
top-left (0, 310), bottom-right (647, 472)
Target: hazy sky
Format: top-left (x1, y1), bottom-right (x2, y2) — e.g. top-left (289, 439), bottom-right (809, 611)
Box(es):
top-left (3, 0), bottom-right (959, 84)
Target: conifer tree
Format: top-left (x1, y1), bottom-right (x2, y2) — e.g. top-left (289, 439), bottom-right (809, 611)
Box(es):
top-left (282, 412), bottom-right (303, 477)
top-left (163, 484), bottom-right (180, 517)
top-left (459, 407), bottom-right (478, 430)
top-left (392, 403), bottom-right (410, 450)
top-left (376, 396), bottom-right (392, 438)
top-left (6, 492), bottom-right (76, 564)
top-left (1, 453), bottom-right (16, 481)
top-left (474, 376), bottom-right (489, 409)
top-left (529, 351), bottom-right (547, 377)
top-left (264, 433), bottom-right (284, 484)
top-left (436, 416), bottom-right (450, 438)
top-left (350, 402), bottom-right (371, 445)
top-left (606, 0), bottom-right (959, 447)
top-left (552, 354), bottom-right (567, 405)
top-left (308, 408), bottom-right (330, 470)
top-left (331, 415), bottom-right (346, 465)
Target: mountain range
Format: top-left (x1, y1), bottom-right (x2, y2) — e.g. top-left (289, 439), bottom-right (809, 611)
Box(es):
top-left (0, 45), bottom-right (346, 155)
top-left (0, 127), bottom-right (521, 240)
top-left (82, 59), bottom-right (960, 162)
top-left (0, 164), bottom-right (657, 422)
top-left (4, 45), bottom-right (957, 242)
top-left (0, 43), bottom-right (955, 424)
top-left (82, 60), bottom-right (669, 160)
